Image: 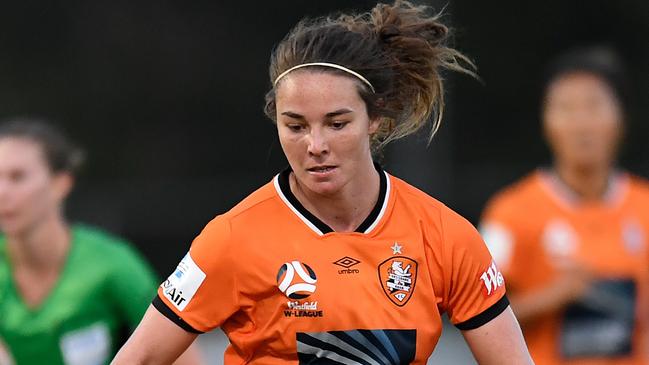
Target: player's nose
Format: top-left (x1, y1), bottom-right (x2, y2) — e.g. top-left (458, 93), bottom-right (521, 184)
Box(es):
top-left (306, 128), bottom-right (329, 157)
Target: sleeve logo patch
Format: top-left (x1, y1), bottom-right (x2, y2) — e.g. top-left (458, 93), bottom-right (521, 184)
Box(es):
top-left (480, 261), bottom-right (505, 297)
top-left (162, 253), bottom-right (206, 311)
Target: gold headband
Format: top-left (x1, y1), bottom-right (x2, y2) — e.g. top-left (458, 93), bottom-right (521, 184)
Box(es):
top-left (273, 62), bottom-right (376, 93)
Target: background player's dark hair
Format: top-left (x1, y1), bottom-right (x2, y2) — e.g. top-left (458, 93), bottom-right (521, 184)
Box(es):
top-left (264, 0), bottom-right (476, 151)
top-left (543, 46), bottom-right (628, 111)
top-left (0, 118), bottom-right (85, 175)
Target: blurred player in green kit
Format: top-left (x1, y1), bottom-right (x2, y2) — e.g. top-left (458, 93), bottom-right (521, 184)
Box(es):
top-left (0, 119), bottom-right (202, 364)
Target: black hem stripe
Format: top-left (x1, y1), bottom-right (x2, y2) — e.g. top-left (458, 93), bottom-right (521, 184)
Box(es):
top-left (455, 295), bottom-right (510, 331)
top-left (152, 294), bottom-right (204, 334)
top-left (277, 162), bottom-right (387, 234)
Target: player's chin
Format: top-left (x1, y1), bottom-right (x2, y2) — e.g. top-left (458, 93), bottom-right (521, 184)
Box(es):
top-left (570, 153), bottom-right (607, 169)
top-left (304, 178), bottom-right (343, 196)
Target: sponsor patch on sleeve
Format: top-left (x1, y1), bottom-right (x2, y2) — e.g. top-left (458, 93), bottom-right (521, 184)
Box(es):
top-left (161, 252), bottom-right (206, 311)
top-left (480, 261), bottom-right (505, 297)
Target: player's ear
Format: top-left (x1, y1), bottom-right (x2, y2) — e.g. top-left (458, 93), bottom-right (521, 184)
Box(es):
top-left (52, 172), bottom-right (74, 202)
top-left (369, 118), bottom-right (381, 135)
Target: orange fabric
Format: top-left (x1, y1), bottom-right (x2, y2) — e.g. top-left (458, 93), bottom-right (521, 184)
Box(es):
top-left (157, 172), bottom-right (506, 364)
top-left (481, 170), bottom-right (649, 365)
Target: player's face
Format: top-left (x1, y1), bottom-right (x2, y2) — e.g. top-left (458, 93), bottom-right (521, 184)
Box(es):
top-left (0, 138), bottom-right (69, 236)
top-left (275, 72), bottom-right (379, 196)
top-left (543, 72), bottom-right (622, 170)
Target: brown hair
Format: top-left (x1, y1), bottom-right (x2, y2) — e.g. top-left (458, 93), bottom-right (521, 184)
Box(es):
top-left (543, 46), bottom-right (627, 110)
top-left (0, 118), bottom-right (85, 175)
top-left (264, 0), bottom-right (476, 151)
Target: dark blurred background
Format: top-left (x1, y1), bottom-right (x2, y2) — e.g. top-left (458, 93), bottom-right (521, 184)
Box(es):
top-left (1, 0), bottom-right (648, 276)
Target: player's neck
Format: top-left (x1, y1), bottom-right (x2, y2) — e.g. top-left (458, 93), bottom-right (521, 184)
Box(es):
top-left (6, 214), bottom-right (70, 272)
top-left (554, 162), bottom-right (612, 201)
top-left (290, 161), bottom-right (380, 232)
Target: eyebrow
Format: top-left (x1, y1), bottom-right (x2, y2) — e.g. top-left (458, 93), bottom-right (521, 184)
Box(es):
top-left (281, 108), bottom-right (354, 120)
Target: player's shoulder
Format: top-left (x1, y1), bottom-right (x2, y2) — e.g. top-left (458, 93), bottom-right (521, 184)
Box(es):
top-left (389, 174), bottom-right (484, 261)
top-left (484, 170), bottom-right (543, 216)
top-left (389, 174), bottom-right (471, 229)
top-left (72, 224), bottom-right (147, 265)
top-left (390, 174), bottom-right (445, 211)
top-left (196, 178), bottom-right (282, 240)
top-left (626, 173), bottom-right (649, 199)
top-left (73, 224), bottom-right (129, 249)
top-left (224, 179), bottom-right (279, 218)
top-left (188, 178), bottom-right (287, 270)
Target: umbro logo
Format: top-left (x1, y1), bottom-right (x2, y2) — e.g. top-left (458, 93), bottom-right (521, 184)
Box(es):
top-left (334, 256), bottom-right (360, 268)
top-left (333, 256), bottom-right (360, 274)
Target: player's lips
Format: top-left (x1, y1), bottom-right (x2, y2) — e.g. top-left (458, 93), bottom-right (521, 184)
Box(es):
top-left (306, 165), bottom-right (337, 175)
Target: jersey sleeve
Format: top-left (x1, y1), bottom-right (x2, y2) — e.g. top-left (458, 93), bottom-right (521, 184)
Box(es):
top-left (479, 194), bottom-right (525, 291)
top-left (108, 243), bottom-right (159, 329)
top-left (440, 209), bottom-right (509, 331)
top-left (153, 216), bottom-right (239, 333)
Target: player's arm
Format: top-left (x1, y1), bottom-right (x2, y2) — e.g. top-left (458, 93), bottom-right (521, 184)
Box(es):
top-left (114, 216), bottom-right (237, 364)
top-left (462, 306), bottom-right (534, 365)
top-left (439, 208), bottom-right (532, 363)
top-left (507, 264), bottom-right (590, 325)
top-left (174, 344), bottom-right (204, 365)
top-left (112, 305), bottom-right (197, 365)
top-left (107, 244), bottom-right (204, 364)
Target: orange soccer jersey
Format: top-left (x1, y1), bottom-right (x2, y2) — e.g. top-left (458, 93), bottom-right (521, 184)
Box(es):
top-left (154, 165), bottom-right (507, 364)
top-left (481, 169), bottom-right (649, 365)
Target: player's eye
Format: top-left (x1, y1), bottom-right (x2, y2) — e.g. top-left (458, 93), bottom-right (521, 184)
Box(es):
top-left (330, 121), bottom-right (349, 130)
top-left (9, 170), bottom-right (26, 183)
top-left (287, 124), bottom-right (304, 133)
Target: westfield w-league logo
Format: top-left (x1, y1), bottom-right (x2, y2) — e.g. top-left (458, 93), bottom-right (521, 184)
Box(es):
top-left (277, 261), bottom-right (323, 318)
top-left (277, 261), bottom-right (317, 299)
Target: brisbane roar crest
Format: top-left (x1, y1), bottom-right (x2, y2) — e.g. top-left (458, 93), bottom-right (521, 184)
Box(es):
top-left (378, 256), bottom-right (418, 306)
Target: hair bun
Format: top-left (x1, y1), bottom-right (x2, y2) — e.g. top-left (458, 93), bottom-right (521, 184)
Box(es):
top-left (379, 25), bottom-right (400, 42)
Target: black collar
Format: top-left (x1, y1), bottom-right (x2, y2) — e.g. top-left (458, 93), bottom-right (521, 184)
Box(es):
top-left (277, 163), bottom-right (388, 234)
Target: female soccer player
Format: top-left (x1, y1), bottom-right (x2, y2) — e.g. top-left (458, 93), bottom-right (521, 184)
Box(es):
top-left (0, 119), bottom-right (202, 364)
top-left (113, 1), bottom-right (532, 364)
top-left (481, 48), bottom-right (649, 364)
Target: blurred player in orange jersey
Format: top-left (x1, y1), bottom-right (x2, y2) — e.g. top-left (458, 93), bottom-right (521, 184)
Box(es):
top-left (481, 47), bottom-right (649, 365)
top-left (113, 1), bottom-right (533, 364)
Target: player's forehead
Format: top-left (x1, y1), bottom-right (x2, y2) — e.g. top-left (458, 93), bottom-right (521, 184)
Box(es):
top-left (275, 71), bottom-right (366, 116)
top-left (0, 137), bottom-right (48, 171)
top-left (546, 71), bottom-right (615, 103)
